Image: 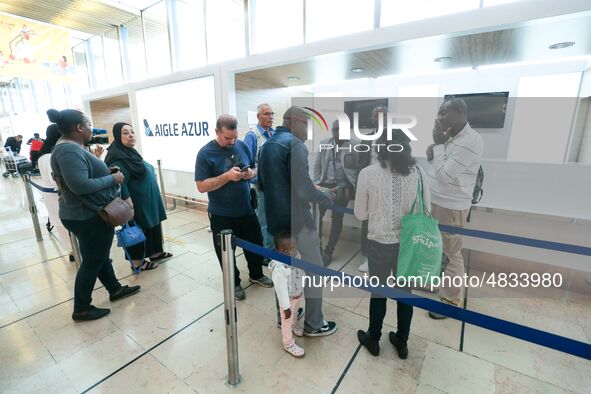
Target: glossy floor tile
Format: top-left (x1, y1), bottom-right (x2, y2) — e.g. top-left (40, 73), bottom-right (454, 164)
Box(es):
top-left (0, 177), bottom-right (589, 393)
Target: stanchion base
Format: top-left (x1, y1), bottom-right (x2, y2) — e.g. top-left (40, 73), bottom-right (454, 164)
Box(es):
top-left (224, 375), bottom-right (241, 388)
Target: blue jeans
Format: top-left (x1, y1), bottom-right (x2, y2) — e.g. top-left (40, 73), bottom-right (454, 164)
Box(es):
top-left (255, 190), bottom-right (273, 249)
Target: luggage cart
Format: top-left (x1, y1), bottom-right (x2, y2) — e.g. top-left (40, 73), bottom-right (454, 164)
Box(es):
top-left (1, 147), bottom-right (33, 178)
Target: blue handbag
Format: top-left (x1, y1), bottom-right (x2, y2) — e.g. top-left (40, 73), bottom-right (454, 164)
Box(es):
top-left (116, 222), bottom-right (146, 247)
top-left (116, 222), bottom-right (146, 274)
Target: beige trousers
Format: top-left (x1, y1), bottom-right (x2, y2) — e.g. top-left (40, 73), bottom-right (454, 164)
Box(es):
top-left (431, 203), bottom-right (470, 306)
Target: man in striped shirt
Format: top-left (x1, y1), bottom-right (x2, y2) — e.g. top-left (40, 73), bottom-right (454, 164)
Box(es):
top-left (426, 98), bottom-right (483, 318)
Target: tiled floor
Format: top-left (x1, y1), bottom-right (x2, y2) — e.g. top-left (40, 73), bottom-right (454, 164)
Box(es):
top-left (0, 175), bottom-right (589, 393)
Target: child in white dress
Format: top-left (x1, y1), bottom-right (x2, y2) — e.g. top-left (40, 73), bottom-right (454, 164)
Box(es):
top-left (269, 231), bottom-right (306, 358)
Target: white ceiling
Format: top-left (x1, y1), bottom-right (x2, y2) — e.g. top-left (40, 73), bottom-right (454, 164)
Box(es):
top-left (236, 11), bottom-right (591, 90)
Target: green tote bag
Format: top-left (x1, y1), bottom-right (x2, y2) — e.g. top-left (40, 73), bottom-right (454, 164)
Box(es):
top-left (397, 169), bottom-right (443, 284)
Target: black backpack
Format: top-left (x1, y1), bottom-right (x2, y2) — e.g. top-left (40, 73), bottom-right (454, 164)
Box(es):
top-left (466, 166), bottom-right (484, 223)
top-left (472, 165), bottom-right (484, 204)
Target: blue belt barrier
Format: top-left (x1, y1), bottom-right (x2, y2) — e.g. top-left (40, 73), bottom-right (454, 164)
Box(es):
top-left (234, 237), bottom-right (591, 360)
top-left (325, 204), bottom-right (591, 257)
top-left (29, 180), bottom-right (58, 194)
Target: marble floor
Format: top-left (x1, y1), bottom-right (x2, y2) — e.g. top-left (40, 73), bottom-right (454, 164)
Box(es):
top-left (0, 176), bottom-right (590, 394)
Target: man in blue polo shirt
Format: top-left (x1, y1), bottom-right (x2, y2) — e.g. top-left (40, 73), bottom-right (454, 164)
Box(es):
top-left (244, 103), bottom-right (275, 253)
top-left (195, 114), bottom-right (273, 301)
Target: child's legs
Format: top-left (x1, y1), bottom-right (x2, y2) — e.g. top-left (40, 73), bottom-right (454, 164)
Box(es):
top-left (290, 297), bottom-right (301, 329)
top-left (280, 300), bottom-right (295, 347)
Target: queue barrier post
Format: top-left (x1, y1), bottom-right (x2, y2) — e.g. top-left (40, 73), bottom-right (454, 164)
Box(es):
top-left (156, 159), bottom-right (177, 211)
top-left (22, 173), bottom-right (43, 242)
top-left (459, 249), bottom-right (471, 352)
top-left (220, 229), bottom-right (240, 386)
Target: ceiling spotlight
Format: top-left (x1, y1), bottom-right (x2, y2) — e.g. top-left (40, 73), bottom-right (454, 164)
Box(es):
top-left (549, 42), bottom-right (575, 50)
top-left (287, 76), bottom-right (300, 81)
top-left (434, 56), bottom-right (452, 63)
top-left (351, 68), bottom-right (364, 73)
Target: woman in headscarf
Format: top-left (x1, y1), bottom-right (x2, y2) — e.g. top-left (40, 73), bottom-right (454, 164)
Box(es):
top-left (37, 109), bottom-right (74, 261)
top-left (105, 122), bottom-right (171, 272)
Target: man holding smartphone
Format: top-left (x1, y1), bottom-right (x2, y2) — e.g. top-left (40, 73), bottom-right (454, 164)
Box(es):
top-left (195, 114), bottom-right (273, 301)
top-left (425, 98), bottom-right (483, 318)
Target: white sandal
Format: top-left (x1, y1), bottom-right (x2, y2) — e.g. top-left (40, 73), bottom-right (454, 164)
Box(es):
top-left (284, 342), bottom-right (305, 358)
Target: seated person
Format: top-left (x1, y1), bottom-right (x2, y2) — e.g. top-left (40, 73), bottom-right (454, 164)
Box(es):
top-left (312, 120), bottom-right (357, 266)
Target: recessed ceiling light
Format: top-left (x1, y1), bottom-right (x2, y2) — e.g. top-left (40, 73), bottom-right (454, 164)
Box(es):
top-left (434, 56), bottom-right (452, 63)
top-left (351, 68), bottom-right (364, 73)
top-left (549, 42), bottom-right (575, 50)
top-left (288, 76), bottom-right (300, 81)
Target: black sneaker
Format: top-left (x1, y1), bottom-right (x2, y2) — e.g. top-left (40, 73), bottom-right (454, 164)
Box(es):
top-left (235, 285), bottom-right (246, 301)
top-left (249, 275), bottom-right (273, 288)
top-left (358, 330), bottom-right (380, 356)
top-left (428, 311), bottom-right (447, 320)
top-left (304, 320), bottom-right (337, 337)
top-left (389, 331), bottom-right (408, 359)
top-left (321, 253), bottom-right (332, 267)
top-left (277, 307), bottom-right (304, 328)
top-left (72, 306), bottom-right (110, 321)
top-left (109, 285), bottom-right (141, 302)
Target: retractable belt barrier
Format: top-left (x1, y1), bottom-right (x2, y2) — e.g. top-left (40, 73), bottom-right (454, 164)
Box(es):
top-left (328, 204), bottom-right (591, 256)
top-left (28, 180), bottom-right (58, 194)
top-left (234, 237), bottom-right (590, 360)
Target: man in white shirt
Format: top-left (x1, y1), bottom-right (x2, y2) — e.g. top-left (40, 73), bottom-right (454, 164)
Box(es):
top-left (426, 98), bottom-right (483, 317)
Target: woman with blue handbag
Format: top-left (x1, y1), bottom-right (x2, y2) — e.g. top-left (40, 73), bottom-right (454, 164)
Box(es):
top-left (105, 122), bottom-right (172, 272)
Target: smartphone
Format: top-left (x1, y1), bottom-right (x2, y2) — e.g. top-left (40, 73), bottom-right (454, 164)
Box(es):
top-left (240, 165), bottom-right (251, 172)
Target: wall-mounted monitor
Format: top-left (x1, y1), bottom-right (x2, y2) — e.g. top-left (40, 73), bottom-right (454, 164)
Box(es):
top-left (444, 92), bottom-right (509, 128)
top-left (344, 98), bottom-right (389, 129)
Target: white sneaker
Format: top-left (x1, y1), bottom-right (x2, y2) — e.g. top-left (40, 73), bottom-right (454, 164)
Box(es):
top-left (358, 258), bottom-right (369, 272)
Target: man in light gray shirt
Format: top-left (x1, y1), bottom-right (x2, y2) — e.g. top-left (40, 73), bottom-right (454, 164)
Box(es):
top-left (426, 98), bottom-right (483, 318)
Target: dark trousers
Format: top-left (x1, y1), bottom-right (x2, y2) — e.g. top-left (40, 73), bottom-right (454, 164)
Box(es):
top-left (30, 150), bottom-right (41, 168)
top-left (361, 220), bottom-right (369, 256)
top-left (319, 186), bottom-right (350, 256)
top-left (367, 240), bottom-right (413, 343)
top-left (209, 212), bottom-right (264, 286)
top-left (126, 223), bottom-right (164, 260)
top-left (62, 215), bottom-right (121, 311)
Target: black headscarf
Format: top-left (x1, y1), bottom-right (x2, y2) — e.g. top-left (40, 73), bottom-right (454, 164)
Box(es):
top-left (38, 124), bottom-right (61, 157)
top-left (104, 122), bottom-right (146, 179)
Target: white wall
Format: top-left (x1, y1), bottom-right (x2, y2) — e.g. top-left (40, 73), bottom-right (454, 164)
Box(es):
top-left (310, 59), bottom-right (588, 161)
top-left (507, 72), bottom-right (581, 163)
top-left (235, 85), bottom-right (312, 139)
top-left (572, 68), bottom-right (591, 163)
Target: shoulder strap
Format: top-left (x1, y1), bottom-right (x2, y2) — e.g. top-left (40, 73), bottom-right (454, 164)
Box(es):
top-left (409, 166), bottom-right (425, 215)
top-left (251, 126), bottom-right (263, 140)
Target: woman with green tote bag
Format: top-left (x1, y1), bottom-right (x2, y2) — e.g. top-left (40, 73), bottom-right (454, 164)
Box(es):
top-left (354, 130), bottom-right (431, 360)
